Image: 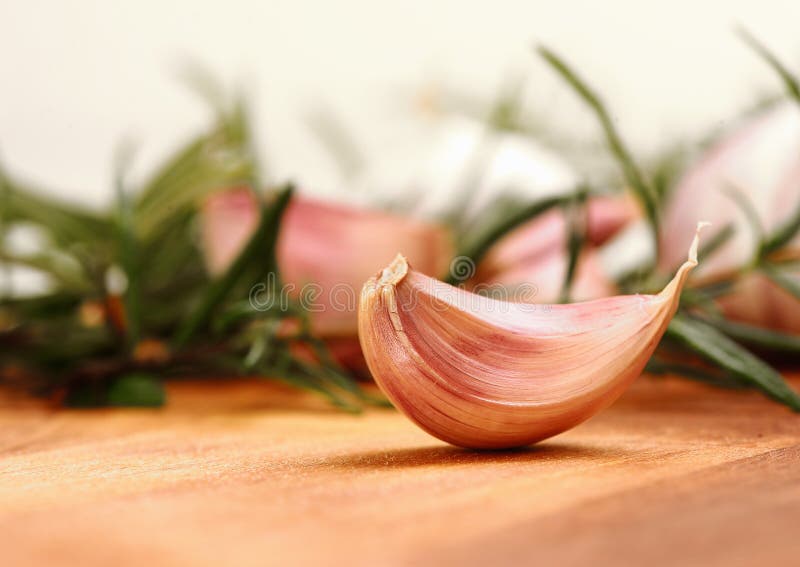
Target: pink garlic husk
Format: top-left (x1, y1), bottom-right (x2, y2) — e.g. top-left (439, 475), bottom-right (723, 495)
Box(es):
top-left (472, 195), bottom-right (638, 302)
top-left (660, 102), bottom-right (800, 333)
top-left (201, 187), bottom-right (454, 350)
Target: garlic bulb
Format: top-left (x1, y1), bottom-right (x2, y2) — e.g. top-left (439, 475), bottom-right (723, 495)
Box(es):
top-left (358, 225), bottom-right (704, 449)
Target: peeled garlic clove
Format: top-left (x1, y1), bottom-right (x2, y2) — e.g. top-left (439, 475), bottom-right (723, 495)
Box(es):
top-left (358, 225), bottom-right (705, 449)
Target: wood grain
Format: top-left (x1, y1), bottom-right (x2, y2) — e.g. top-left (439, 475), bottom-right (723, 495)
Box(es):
top-left (2, 375), bottom-right (800, 566)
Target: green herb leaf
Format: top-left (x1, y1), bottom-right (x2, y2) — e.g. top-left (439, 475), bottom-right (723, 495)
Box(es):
top-left (723, 183), bottom-right (765, 254)
top-left (697, 222), bottom-right (736, 263)
top-left (761, 263), bottom-right (800, 300)
top-left (760, 200), bottom-right (800, 257)
top-left (738, 27), bottom-right (800, 105)
top-left (645, 359), bottom-right (750, 389)
top-left (135, 100), bottom-right (256, 239)
top-left (537, 45), bottom-right (660, 246)
top-left (114, 159), bottom-right (141, 346)
top-left (666, 313), bottom-right (800, 410)
top-left (107, 373), bottom-right (165, 407)
top-left (560, 187), bottom-right (588, 303)
top-left (172, 184), bottom-right (293, 348)
top-left (448, 193), bottom-right (572, 284)
top-left (698, 316), bottom-right (800, 354)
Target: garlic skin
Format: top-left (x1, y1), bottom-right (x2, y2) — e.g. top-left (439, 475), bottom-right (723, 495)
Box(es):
top-left (358, 226), bottom-right (703, 449)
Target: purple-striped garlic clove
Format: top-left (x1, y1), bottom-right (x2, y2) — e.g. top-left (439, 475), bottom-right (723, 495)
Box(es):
top-left (358, 225), bottom-right (706, 449)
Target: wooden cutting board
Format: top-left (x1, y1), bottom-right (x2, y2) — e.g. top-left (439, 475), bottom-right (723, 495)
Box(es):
top-left (2, 375), bottom-right (799, 566)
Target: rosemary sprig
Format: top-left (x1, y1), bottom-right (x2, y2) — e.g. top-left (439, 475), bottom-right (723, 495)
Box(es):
top-left (114, 155), bottom-right (141, 348)
top-left (447, 193), bottom-right (575, 284)
top-left (0, 96), bottom-right (363, 409)
top-left (666, 314), bottom-right (800, 410)
top-left (559, 187), bottom-right (589, 303)
top-left (538, 46), bottom-right (660, 248)
top-left (173, 185), bottom-right (293, 348)
top-left (697, 222), bottom-right (737, 264)
top-left (695, 314), bottom-right (800, 354)
top-left (645, 358), bottom-right (750, 390)
top-left (761, 200), bottom-right (800, 258)
top-left (761, 264), bottom-right (800, 300)
top-left (738, 27), bottom-right (800, 105)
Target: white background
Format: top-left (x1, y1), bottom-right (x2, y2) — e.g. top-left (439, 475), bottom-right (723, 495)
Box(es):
top-left (1, 0), bottom-right (799, 206)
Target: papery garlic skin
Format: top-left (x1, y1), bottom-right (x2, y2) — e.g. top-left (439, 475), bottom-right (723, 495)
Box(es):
top-left (358, 227), bottom-right (703, 449)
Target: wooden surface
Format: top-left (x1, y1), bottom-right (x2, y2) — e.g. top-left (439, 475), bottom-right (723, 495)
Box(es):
top-left (2, 375), bottom-right (800, 567)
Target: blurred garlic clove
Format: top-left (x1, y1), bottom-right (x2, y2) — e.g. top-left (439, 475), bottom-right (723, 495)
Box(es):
top-left (661, 102), bottom-right (800, 274)
top-left (201, 188), bottom-right (453, 337)
top-left (358, 225), bottom-right (704, 449)
top-left (201, 188), bottom-right (261, 276)
top-left (353, 116), bottom-right (580, 222)
top-left (584, 194), bottom-right (641, 244)
top-left (661, 102), bottom-right (800, 332)
top-left (715, 272), bottom-right (800, 335)
top-left (474, 245), bottom-right (613, 303)
top-left (472, 195), bottom-right (636, 302)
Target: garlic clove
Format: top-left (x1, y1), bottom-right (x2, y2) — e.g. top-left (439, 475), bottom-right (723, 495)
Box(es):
top-left (472, 195), bottom-right (636, 303)
top-left (661, 102), bottom-right (800, 276)
top-left (660, 102), bottom-right (800, 333)
top-left (201, 188), bottom-right (453, 337)
top-left (473, 245), bottom-right (614, 303)
top-left (358, 225), bottom-right (705, 449)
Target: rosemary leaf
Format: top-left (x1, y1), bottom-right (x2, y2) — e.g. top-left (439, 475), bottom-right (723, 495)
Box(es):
top-left (135, 102), bottom-right (255, 239)
top-left (666, 313), bottom-right (800, 410)
top-left (537, 46), bottom-right (660, 244)
top-left (698, 316), bottom-right (800, 354)
top-left (114, 167), bottom-right (141, 346)
top-left (1, 175), bottom-right (112, 250)
top-left (761, 263), bottom-right (800, 300)
top-left (760, 199), bottom-right (800, 257)
top-left (697, 222), bottom-right (736, 263)
top-left (645, 359), bottom-right (750, 390)
top-left (448, 193), bottom-right (571, 284)
top-left (559, 187), bottom-right (588, 303)
top-left (723, 183), bottom-right (765, 251)
top-left (172, 184), bottom-right (293, 348)
top-left (738, 27), bottom-right (800, 105)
